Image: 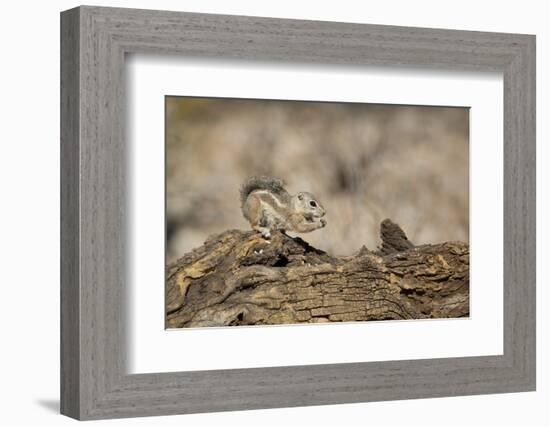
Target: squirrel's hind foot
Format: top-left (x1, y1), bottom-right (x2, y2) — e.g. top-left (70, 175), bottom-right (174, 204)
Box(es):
top-left (253, 226), bottom-right (272, 241)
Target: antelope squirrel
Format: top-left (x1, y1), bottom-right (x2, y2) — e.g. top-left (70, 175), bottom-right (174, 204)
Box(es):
top-left (240, 176), bottom-right (327, 239)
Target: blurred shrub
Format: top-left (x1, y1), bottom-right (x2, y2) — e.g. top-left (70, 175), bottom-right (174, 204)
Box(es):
top-left (166, 97), bottom-right (468, 261)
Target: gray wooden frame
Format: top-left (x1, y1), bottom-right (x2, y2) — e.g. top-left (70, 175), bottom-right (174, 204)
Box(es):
top-left (60, 5), bottom-right (536, 420)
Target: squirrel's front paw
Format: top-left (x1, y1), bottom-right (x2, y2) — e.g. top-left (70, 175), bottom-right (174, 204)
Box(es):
top-left (320, 218), bottom-right (327, 227)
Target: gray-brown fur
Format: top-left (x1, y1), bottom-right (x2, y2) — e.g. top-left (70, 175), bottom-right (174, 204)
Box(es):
top-left (240, 176), bottom-right (289, 207)
top-left (240, 176), bottom-right (327, 238)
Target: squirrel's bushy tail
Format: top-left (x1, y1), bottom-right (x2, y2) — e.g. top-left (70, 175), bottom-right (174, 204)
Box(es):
top-left (240, 176), bottom-right (286, 207)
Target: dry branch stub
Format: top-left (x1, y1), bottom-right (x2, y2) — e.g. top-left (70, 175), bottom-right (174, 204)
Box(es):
top-left (166, 219), bottom-right (469, 328)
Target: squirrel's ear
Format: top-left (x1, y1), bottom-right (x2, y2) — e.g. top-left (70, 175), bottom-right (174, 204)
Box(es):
top-left (297, 193), bottom-right (303, 201)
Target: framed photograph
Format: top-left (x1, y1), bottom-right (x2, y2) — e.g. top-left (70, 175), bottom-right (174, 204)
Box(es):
top-left (61, 6), bottom-right (536, 420)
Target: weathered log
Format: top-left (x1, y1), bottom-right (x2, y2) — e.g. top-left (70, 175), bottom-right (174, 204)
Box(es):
top-left (166, 219), bottom-right (469, 328)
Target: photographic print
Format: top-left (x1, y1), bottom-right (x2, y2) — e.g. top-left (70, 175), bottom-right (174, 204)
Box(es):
top-left (165, 97), bottom-right (469, 328)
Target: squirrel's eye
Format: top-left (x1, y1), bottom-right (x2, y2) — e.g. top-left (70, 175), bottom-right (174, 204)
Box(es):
top-left (309, 200), bottom-right (317, 208)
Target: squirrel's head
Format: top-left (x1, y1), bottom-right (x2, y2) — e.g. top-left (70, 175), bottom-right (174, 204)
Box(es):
top-left (292, 192), bottom-right (326, 218)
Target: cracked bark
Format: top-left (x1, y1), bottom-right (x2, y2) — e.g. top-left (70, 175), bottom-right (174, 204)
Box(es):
top-left (166, 219), bottom-right (469, 328)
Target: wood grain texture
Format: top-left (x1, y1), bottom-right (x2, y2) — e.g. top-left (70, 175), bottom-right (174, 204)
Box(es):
top-left (60, 7), bottom-right (80, 419)
top-left (166, 222), bottom-right (469, 328)
top-left (60, 5), bottom-right (536, 420)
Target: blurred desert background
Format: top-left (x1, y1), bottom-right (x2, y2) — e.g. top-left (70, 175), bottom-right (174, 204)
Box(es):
top-left (166, 97), bottom-right (469, 262)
